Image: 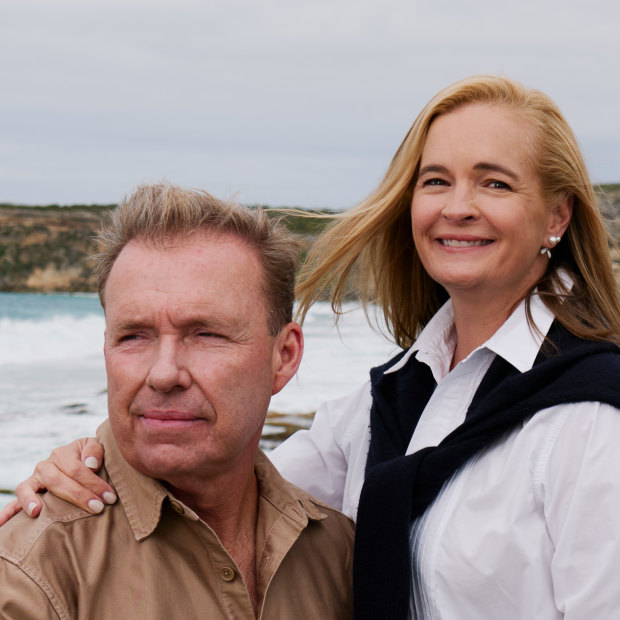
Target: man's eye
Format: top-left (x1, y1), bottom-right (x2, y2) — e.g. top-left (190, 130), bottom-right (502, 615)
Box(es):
top-left (197, 331), bottom-right (222, 339)
top-left (118, 334), bottom-right (141, 343)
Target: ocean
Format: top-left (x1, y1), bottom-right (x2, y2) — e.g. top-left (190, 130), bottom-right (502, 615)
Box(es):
top-left (0, 292), bottom-right (397, 508)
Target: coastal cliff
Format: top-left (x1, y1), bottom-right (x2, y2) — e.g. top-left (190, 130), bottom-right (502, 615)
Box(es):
top-left (0, 205), bottom-right (110, 292)
top-left (599, 186), bottom-right (620, 282)
top-left (1, 187), bottom-right (619, 292)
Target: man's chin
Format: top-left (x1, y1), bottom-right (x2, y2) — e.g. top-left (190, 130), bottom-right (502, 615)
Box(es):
top-left (121, 441), bottom-right (207, 480)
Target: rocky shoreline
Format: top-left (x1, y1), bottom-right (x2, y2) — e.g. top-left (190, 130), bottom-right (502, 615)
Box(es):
top-left (1, 186), bottom-right (619, 292)
top-left (0, 206), bottom-right (108, 292)
top-left (598, 186), bottom-right (620, 283)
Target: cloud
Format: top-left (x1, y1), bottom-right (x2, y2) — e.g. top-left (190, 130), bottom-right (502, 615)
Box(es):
top-left (1, 0), bottom-right (619, 206)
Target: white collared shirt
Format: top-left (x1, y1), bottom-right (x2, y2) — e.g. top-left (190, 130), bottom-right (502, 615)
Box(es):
top-left (271, 296), bottom-right (620, 618)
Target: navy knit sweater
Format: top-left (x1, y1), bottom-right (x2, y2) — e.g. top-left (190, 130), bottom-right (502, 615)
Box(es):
top-left (354, 323), bottom-right (620, 620)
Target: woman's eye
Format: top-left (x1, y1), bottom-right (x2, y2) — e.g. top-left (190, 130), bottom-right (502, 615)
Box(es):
top-left (488, 180), bottom-right (511, 191)
top-left (422, 178), bottom-right (447, 187)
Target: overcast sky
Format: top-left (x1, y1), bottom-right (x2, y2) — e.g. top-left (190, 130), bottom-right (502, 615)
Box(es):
top-left (2, 0), bottom-right (619, 209)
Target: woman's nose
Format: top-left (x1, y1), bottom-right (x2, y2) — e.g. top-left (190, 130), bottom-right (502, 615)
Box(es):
top-left (441, 186), bottom-right (479, 222)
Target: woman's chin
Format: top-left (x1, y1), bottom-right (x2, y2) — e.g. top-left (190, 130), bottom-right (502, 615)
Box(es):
top-left (440, 279), bottom-right (510, 306)
top-left (434, 274), bottom-right (487, 296)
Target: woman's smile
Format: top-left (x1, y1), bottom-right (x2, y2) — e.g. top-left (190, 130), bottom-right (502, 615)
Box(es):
top-left (411, 103), bottom-right (558, 305)
top-left (437, 238), bottom-right (494, 248)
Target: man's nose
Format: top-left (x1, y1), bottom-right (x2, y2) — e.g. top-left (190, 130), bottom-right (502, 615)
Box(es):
top-left (146, 339), bottom-right (191, 392)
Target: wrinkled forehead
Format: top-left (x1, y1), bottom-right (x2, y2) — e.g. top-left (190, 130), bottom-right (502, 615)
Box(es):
top-left (103, 231), bottom-right (269, 319)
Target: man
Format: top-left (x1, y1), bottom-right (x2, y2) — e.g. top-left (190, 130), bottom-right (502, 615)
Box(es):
top-left (0, 184), bottom-right (354, 619)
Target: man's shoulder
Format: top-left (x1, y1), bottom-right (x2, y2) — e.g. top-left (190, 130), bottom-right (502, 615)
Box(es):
top-left (0, 471), bottom-right (139, 618)
top-left (298, 491), bottom-right (355, 557)
top-left (259, 473), bottom-right (354, 618)
top-left (0, 488), bottom-right (111, 565)
top-left (302, 492), bottom-right (355, 530)
top-left (263, 459), bottom-right (355, 546)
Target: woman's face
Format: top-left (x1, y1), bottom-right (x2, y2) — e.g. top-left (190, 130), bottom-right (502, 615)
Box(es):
top-left (411, 103), bottom-right (569, 306)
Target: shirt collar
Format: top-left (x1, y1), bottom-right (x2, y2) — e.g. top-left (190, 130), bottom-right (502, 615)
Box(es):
top-left (384, 300), bottom-right (456, 377)
top-left (97, 420), bottom-right (327, 542)
top-left (489, 270), bottom-right (572, 372)
top-left (383, 291), bottom-right (557, 379)
top-left (482, 293), bottom-right (554, 373)
top-left (254, 449), bottom-right (328, 524)
top-left (97, 420), bottom-right (169, 541)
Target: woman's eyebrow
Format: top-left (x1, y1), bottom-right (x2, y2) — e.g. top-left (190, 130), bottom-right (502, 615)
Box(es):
top-left (418, 164), bottom-right (449, 177)
top-left (418, 162), bottom-right (521, 182)
top-left (473, 162), bottom-right (520, 181)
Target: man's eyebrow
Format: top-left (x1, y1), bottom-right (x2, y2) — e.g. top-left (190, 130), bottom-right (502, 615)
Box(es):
top-left (113, 317), bottom-right (230, 330)
top-left (114, 319), bottom-right (146, 330)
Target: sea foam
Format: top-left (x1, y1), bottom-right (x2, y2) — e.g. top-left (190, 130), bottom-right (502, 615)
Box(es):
top-left (0, 315), bottom-right (105, 365)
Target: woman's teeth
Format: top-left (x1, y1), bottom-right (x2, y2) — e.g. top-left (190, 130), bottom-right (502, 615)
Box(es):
top-left (440, 239), bottom-right (491, 247)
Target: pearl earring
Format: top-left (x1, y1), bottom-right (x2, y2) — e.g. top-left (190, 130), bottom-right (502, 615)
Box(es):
top-left (540, 247), bottom-right (551, 259)
top-left (549, 236), bottom-right (561, 245)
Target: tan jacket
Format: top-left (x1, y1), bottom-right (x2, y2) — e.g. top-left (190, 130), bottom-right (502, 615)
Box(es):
top-left (0, 421), bottom-right (354, 619)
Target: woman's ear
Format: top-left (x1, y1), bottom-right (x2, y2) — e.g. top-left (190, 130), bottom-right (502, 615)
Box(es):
top-left (547, 194), bottom-right (573, 238)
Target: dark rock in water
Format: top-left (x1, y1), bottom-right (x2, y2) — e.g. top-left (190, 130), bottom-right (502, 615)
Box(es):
top-left (62, 403), bottom-right (89, 415)
top-left (260, 411), bottom-right (315, 450)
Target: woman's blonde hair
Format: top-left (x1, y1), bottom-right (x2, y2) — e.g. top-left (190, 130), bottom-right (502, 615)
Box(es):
top-left (295, 75), bottom-right (620, 348)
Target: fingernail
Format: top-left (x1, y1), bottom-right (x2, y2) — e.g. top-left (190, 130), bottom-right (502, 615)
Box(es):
top-left (84, 456), bottom-right (99, 469)
top-left (87, 499), bottom-right (104, 513)
top-left (102, 492), bottom-right (117, 505)
top-left (27, 502), bottom-right (38, 516)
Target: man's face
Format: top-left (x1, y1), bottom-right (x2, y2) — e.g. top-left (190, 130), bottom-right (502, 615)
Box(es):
top-left (103, 232), bottom-right (300, 487)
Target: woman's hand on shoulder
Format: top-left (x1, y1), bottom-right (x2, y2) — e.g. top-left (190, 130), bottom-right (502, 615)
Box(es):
top-left (0, 437), bottom-right (115, 526)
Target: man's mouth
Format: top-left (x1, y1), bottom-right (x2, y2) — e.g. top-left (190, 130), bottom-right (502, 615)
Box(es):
top-left (142, 411), bottom-right (198, 421)
top-left (138, 411), bottom-right (205, 430)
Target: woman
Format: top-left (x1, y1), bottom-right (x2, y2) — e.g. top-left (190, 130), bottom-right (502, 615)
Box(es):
top-left (4, 76), bottom-right (620, 618)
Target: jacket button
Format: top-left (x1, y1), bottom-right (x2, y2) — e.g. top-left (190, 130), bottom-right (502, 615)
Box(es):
top-left (219, 567), bottom-right (235, 582)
